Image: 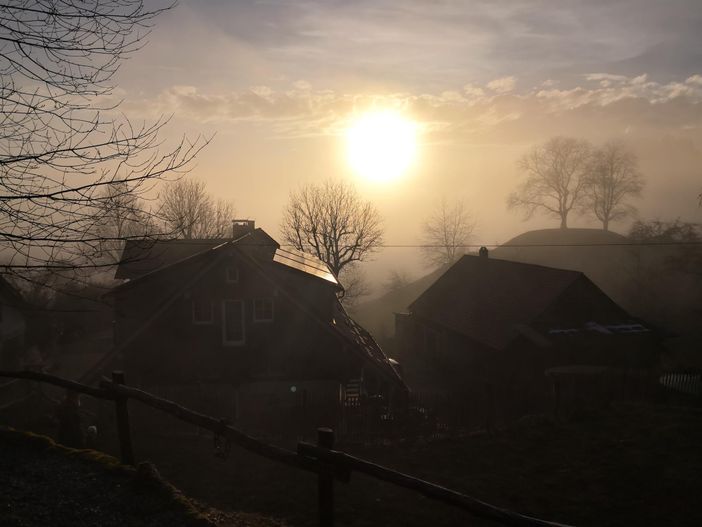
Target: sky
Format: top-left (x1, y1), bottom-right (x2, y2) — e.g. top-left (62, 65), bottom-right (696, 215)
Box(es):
top-left (114, 0), bottom-right (702, 288)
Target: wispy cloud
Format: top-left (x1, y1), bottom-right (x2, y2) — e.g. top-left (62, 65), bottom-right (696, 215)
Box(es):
top-left (486, 77), bottom-right (516, 94)
top-left (125, 74), bottom-right (702, 144)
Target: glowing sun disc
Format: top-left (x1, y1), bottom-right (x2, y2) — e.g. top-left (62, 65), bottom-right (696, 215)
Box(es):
top-left (346, 111), bottom-right (417, 182)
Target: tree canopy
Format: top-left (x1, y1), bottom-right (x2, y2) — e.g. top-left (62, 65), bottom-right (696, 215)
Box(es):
top-left (0, 0), bottom-right (206, 279)
top-left (281, 179), bottom-right (383, 300)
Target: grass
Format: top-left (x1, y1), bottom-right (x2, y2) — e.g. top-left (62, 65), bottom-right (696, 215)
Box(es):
top-left (131, 402), bottom-right (702, 527)
top-left (0, 427), bottom-right (286, 527)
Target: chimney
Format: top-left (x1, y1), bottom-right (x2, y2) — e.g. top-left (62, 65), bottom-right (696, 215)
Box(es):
top-left (479, 246), bottom-right (489, 258)
top-left (232, 219), bottom-right (255, 239)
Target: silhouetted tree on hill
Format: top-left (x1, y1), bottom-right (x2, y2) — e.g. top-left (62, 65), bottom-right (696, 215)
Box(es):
top-left (585, 141), bottom-right (644, 231)
top-left (508, 137), bottom-right (591, 229)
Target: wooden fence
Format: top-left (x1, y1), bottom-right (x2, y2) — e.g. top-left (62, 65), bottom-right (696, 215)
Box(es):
top-left (659, 370), bottom-right (702, 401)
top-left (0, 369), bottom-right (573, 527)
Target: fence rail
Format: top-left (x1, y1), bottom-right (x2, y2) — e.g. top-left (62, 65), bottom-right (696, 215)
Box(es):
top-left (0, 369), bottom-right (573, 527)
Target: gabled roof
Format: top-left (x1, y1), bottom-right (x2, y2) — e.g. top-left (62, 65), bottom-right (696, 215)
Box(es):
top-left (409, 255), bottom-right (586, 350)
top-left (112, 229), bottom-right (341, 292)
top-left (115, 229), bottom-right (279, 280)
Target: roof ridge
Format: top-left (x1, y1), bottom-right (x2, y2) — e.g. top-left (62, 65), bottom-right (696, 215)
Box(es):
top-left (108, 239), bottom-right (235, 296)
top-left (458, 254), bottom-right (584, 275)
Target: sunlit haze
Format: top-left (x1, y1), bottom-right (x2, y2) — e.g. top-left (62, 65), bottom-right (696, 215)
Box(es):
top-left (346, 111), bottom-right (417, 183)
top-left (104, 0), bottom-right (702, 286)
top-left (3, 3), bottom-right (702, 525)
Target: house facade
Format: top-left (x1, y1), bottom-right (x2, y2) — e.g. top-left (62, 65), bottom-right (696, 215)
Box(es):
top-left (99, 222), bottom-right (405, 434)
top-left (395, 251), bottom-right (662, 425)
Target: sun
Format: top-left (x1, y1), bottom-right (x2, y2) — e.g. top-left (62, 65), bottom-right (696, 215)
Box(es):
top-left (345, 110), bottom-right (417, 183)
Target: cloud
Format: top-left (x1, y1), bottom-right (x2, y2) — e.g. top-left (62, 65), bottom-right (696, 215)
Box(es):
top-left (486, 76), bottom-right (516, 94)
top-left (124, 73), bottom-right (702, 145)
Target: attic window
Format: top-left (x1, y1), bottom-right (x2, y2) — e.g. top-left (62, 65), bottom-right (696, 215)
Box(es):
top-left (253, 298), bottom-right (274, 322)
top-left (225, 266), bottom-right (239, 284)
top-left (192, 298), bottom-right (213, 324)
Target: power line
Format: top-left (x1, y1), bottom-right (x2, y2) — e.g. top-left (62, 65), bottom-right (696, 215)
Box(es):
top-left (363, 241), bottom-right (702, 248)
top-left (192, 241), bottom-right (702, 249)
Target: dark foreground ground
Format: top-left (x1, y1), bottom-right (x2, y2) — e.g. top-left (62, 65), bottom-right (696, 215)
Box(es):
top-left (131, 402), bottom-right (702, 527)
top-left (0, 427), bottom-right (286, 527)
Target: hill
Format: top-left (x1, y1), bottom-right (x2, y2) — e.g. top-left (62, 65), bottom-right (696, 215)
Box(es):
top-left (0, 427), bottom-right (285, 527)
top-left (349, 265), bottom-right (448, 348)
top-left (492, 228), bottom-right (636, 306)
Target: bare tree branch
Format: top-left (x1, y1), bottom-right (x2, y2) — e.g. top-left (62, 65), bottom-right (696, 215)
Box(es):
top-left (280, 179), bottom-right (383, 300)
top-left (421, 198), bottom-right (475, 268)
top-left (0, 0), bottom-right (208, 279)
top-left (508, 136), bottom-right (591, 229)
top-left (157, 178), bottom-right (235, 239)
top-left (584, 140), bottom-right (645, 231)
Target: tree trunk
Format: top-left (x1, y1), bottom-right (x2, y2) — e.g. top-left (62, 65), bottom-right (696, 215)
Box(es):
top-left (602, 218), bottom-right (609, 231)
top-left (560, 216), bottom-right (568, 229)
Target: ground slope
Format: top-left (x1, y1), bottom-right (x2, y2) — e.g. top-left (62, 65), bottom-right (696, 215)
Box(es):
top-left (0, 428), bottom-right (286, 527)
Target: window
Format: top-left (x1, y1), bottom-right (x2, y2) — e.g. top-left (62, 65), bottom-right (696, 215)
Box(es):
top-left (222, 299), bottom-right (245, 345)
top-left (225, 266), bottom-right (239, 284)
top-left (253, 298), bottom-right (274, 322)
top-left (191, 298), bottom-right (213, 324)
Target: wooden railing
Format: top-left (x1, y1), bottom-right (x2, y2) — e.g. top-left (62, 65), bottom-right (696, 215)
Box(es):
top-left (0, 369), bottom-right (573, 527)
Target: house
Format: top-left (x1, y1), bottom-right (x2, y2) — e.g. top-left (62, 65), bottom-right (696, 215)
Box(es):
top-left (395, 250), bottom-right (662, 425)
top-left (94, 221), bottom-right (405, 434)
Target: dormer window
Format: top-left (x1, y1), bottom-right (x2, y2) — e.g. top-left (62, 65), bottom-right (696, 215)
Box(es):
top-left (253, 298), bottom-right (274, 322)
top-left (225, 266), bottom-right (239, 284)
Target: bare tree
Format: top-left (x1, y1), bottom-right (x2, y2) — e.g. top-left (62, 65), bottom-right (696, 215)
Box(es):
top-left (0, 1), bottom-right (207, 278)
top-left (421, 199), bottom-right (475, 268)
top-left (337, 263), bottom-right (370, 307)
top-left (92, 182), bottom-right (155, 263)
top-left (584, 141), bottom-right (644, 231)
top-left (508, 137), bottom-right (592, 229)
top-left (158, 179), bottom-right (235, 239)
top-left (383, 269), bottom-right (413, 293)
top-left (281, 179), bottom-right (383, 294)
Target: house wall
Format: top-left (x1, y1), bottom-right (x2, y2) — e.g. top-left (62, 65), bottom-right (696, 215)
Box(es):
top-left (393, 275), bottom-right (662, 428)
top-left (112, 250), bottom-right (364, 433)
top-left (397, 312), bottom-right (557, 428)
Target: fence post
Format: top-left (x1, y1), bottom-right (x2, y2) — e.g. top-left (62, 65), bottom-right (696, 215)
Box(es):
top-left (317, 427), bottom-right (335, 527)
top-left (112, 371), bottom-right (135, 466)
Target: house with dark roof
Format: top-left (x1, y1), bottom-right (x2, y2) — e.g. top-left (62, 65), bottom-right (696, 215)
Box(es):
top-left (395, 250), bottom-right (662, 425)
top-left (99, 221), bottom-right (406, 434)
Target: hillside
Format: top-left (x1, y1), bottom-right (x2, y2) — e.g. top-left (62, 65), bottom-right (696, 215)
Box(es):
top-left (492, 228), bottom-right (636, 306)
top-left (135, 403), bottom-right (702, 527)
top-left (349, 266), bottom-right (448, 347)
top-left (0, 427), bottom-right (286, 527)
